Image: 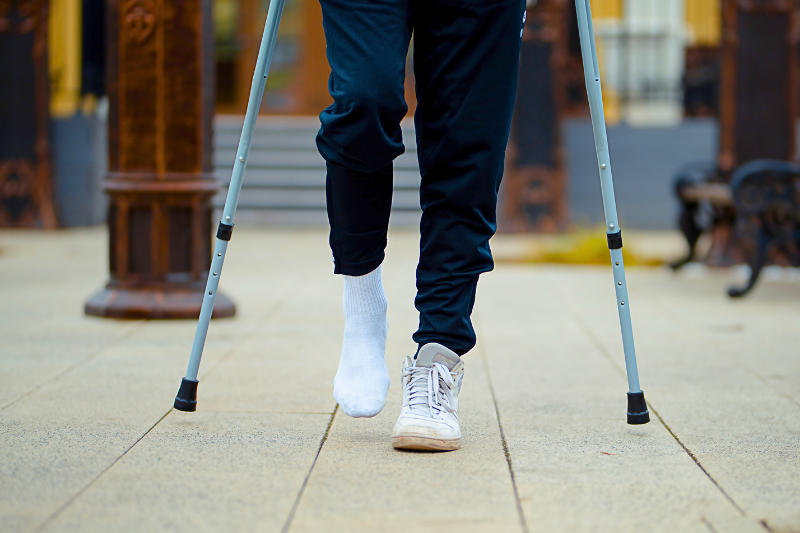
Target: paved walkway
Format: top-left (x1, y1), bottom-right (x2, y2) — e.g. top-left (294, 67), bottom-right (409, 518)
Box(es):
top-left (1, 227), bottom-right (798, 533)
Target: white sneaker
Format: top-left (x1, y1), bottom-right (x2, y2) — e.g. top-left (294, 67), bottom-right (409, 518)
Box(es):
top-left (391, 343), bottom-right (464, 451)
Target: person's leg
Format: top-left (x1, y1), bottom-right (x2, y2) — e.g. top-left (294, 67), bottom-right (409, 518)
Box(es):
top-left (317, 0), bottom-right (412, 417)
top-left (411, 0), bottom-right (526, 356)
top-left (392, 0), bottom-right (525, 452)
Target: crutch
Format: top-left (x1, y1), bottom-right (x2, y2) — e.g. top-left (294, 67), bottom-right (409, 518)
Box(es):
top-left (574, 0), bottom-right (649, 424)
top-left (173, 0), bottom-right (286, 412)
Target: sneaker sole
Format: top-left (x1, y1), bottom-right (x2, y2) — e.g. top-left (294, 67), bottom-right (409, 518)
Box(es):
top-left (391, 434), bottom-right (461, 451)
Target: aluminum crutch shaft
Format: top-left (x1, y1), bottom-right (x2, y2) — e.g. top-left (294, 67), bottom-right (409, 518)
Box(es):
top-left (174, 0), bottom-right (287, 412)
top-left (574, 0), bottom-right (649, 424)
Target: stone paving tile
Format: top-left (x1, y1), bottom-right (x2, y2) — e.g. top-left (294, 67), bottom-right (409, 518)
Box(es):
top-left (287, 234), bottom-right (522, 532)
top-left (629, 271), bottom-right (800, 531)
top-left (0, 230), bottom-right (139, 408)
top-left (199, 271), bottom-right (342, 414)
top-left (0, 229), bottom-right (323, 532)
top-left (634, 269), bottom-right (800, 407)
top-left (475, 266), bottom-right (776, 532)
top-left (41, 413), bottom-right (332, 533)
top-left (288, 326), bottom-right (521, 533)
top-left (1, 229), bottom-right (798, 533)
top-left (0, 324), bottom-right (251, 532)
top-left (545, 265), bottom-right (800, 531)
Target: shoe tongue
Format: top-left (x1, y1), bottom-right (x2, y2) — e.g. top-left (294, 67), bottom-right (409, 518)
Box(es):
top-left (415, 343), bottom-right (461, 371)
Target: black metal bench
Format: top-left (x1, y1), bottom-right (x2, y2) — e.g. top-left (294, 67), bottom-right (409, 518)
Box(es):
top-left (672, 161), bottom-right (800, 297)
top-left (670, 163), bottom-right (736, 270)
top-left (727, 160), bottom-right (800, 296)
top-left (671, 0), bottom-right (800, 297)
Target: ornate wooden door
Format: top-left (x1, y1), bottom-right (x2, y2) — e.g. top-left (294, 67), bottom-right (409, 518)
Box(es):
top-left (501, 0), bottom-right (571, 232)
top-left (0, 0), bottom-right (57, 228)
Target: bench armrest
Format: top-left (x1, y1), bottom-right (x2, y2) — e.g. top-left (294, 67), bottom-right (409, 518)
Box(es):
top-left (730, 159), bottom-right (800, 216)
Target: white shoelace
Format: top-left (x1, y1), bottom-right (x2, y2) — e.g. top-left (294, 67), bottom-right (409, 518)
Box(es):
top-left (403, 362), bottom-right (457, 418)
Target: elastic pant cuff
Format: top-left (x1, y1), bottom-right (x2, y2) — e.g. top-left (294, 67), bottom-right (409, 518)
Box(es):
top-left (334, 252), bottom-right (385, 276)
top-left (416, 342), bottom-right (470, 357)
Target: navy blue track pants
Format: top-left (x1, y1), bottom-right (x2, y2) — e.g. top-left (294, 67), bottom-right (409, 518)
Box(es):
top-left (317, 0), bottom-right (525, 355)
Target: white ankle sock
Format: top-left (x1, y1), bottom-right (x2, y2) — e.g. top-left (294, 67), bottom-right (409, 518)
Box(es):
top-left (334, 265), bottom-right (390, 418)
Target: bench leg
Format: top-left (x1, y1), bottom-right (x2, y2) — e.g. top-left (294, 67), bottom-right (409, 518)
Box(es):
top-left (728, 227), bottom-right (768, 298)
top-left (670, 201), bottom-right (703, 270)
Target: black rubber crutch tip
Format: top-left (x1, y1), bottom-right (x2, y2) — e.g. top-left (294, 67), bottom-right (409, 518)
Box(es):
top-left (627, 390), bottom-right (650, 425)
top-left (174, 378), bottom-right (199, 412)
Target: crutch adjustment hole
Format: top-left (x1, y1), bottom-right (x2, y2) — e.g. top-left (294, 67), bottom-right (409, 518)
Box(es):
top-left (618, 281), bottom-right (622, 285)
top-left (217, 253), bottom-right (221, 256)
top-left (621, 301), bottom-right (625, 305)
top-left (615, 262), bottom-right (619, 266)
top-left (213, 272), bottom-right (217, 276)
top-left (208, 292), bottom-right (212, 295)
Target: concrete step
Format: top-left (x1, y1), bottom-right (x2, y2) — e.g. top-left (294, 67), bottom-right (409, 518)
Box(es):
top-left (214, 149), bottom-right (419, 170)
top-left (216, 169), bottom-right (421, 190)
top-left (212, 187), bottom-right (421, 211)
top-left (213, 116), bottom-right (421, 225)
top-left (215, 131), bottom-right (418, 151)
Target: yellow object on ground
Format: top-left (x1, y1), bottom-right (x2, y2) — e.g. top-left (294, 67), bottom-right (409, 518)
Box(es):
top-left (535, 232), bottom-right (662, 266)
top-left (494, 228), bottom-right (665, 267)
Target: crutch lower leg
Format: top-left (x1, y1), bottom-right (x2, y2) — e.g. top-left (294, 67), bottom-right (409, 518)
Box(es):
top-left (174, 0), bottom-right (287, 412)
top-left (574, 0), bottom-right (649, 424)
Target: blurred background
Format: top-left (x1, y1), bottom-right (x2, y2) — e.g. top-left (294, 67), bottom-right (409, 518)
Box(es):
top-left (2, 0), bottom-right (799, 312)
top-left (1, 0), bottom-right (724, 228)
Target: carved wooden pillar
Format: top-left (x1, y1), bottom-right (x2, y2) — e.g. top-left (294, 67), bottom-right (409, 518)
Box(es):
top-left (85, 0), bottom-right (234, 318)
top-left (0, 0), bottom-right (57, 228)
